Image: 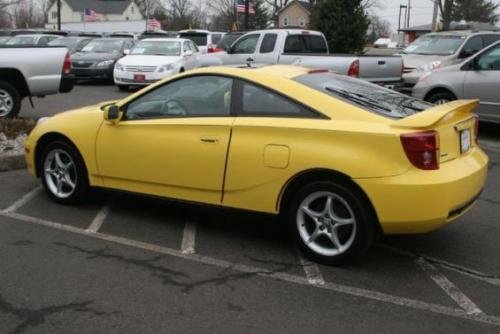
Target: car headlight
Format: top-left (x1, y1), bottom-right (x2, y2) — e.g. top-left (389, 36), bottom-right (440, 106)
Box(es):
top-left (115, 62), bottom-right (124, 71)
top-left (158, 64), bottom-right (174, 72)
top-left (96, 60), bottom-right (115, 67)
top-left (418, 61), bottom-right (442, 72)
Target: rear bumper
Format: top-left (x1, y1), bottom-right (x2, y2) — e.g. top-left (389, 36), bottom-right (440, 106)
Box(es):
top-left (59, 75), bottom-right (74, 93)
top-left (72, 67), bottom-right (114, 80)
top-left (356, 147), bottom-right (489, 234)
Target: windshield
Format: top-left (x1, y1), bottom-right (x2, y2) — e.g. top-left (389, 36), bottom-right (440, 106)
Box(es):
top-left (179, 33), bottom-right (207, 46)
top-left (131, 41), bottom-right (181, 56)
top-left (403, 35), bottom-right (465, 55)
top-left (294, 72), bottom-right (432, 119)
top-left (81, 39), bottom-right (124, 53)
top-left (5, 36), bottom-right (37, 45)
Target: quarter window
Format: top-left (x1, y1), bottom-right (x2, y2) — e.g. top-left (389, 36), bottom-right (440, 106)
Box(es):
top-left (260, 33), bottom-right (277, 53)
top-left (125, 76), bottom-right (233, 120)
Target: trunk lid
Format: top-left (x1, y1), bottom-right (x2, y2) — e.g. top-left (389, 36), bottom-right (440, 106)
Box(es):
top-left (392, 100), bottom-right (479, 163)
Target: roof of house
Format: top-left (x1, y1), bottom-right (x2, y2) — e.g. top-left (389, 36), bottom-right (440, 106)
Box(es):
top-left (63, 0), bottom-right (132, 14)
top-left (278, 0), bottom-right (312, 15)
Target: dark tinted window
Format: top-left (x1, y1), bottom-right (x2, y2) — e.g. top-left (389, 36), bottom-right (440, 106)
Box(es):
top-left (461, 36), bottom-right (483, 57)
top-left (179, 33), bottom-right (208, 46)
top-left (216, 33), bottom-right (244, 49)
top-left (294, 73), bottom-right (432, 119)
top-left (260, 33), bottom-right (277, 53)
top-left (483, 34), bottom-right (500, 47)
top-left (284, 35), bottom-right (327, 53)
top-left (477, 44), bottom-right (500, 70)
top-left (240, 81), bottom-right (317, 117)
top-left (211, 33), bottom-right (223, 44)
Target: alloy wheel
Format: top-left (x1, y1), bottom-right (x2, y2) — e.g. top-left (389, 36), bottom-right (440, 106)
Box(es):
top-left (0, 88), bottom-right (13, 117)
top-left (43, 149), bottom-right (77, 199)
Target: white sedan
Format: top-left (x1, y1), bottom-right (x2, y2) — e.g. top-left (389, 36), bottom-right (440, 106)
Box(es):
top-left (114, 38), bottom-right (200, 91)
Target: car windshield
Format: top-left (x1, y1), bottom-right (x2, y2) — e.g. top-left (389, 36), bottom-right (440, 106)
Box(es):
top-left (81, 39), bottom-right (124, 53)
top-left (294, 72), bottom-right (432, 119)
top-left (131, 41), bottom-right (181, 56)
top-left (403, 35), bottom-right (465, 55)
top-left (5, 36), bottom-right (37, 45)
top-left (179, 33), bottom-right (207, 46)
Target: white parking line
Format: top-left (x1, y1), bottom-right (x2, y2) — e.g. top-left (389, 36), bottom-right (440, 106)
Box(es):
top-left (1, 210), bottom-right (500, 327)
top-left (181, 220), bottom-right (197, 254)
top-left (417, 257), bottom-right (484, 316)
top-left (86, 205), bottom-right (111, 234)
top-left (3, 186), bottom-right (42, 213)
top-left (297, 250), bottom-right (325, 286)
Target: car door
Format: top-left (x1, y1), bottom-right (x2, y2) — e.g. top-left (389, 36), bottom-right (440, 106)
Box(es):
top-left (463, 43), bottom-right (500, 122)
top-left (96, 75), bottom-right (236, 205)
top-left (222, 33), bottom-right (261, 66)
top-left (253, 33), bottom-right (279, 64)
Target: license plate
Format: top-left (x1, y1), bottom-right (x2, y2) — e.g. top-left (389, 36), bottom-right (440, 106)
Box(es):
top-left (134, 74), bottom-right (145, 82)
top-left (460, 129), bottom-right (471, 154)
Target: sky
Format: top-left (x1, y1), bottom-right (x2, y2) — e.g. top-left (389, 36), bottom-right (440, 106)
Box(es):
top-left (372, 0), bottom-right (500, 32)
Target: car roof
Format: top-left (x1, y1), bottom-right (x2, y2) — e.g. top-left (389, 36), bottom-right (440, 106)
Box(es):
top-left (189, 65), bottom-right (313, 80)
top-left (141, 38), bottom-right (186, 42)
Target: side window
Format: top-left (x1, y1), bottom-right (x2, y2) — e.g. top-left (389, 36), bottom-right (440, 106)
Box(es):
top-left (191, 42), bottom-right (199, 52)
top-left (461, 36), bottom-right (484, 58)
top-left (239, 81), bottom-right (317, 117)
top-left (483, 35), bottom-right (500, 47)
top-left (231, 34), bottom-right (259, 54)
top-left (183, 41), bottom-right (191, 52)
top-left (125, 76), bottom-right (233, 120)
top-left (38, 37), bottom-right (49, 46)
top-left (259, 33), bottom-right (277, 53)
top-left (477, 45), bottom-right (500, 71)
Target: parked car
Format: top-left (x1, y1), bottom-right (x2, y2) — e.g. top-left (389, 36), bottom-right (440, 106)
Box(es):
top-left (0, 46), bottom-right (73, 118)
top-left (199, 29), bottom-right (403, 89)
top-left (413, 41), bottom-right (500, 123)
top-left (213, 32), bottom-right (246, 53)
top-left (178, 29), bottom-right (219, 53)
top-left (138, 30), bottom-right (178, 40)
top-left (401, 30), bottom-right (500, 92)
top-left (114, 38), bottom-right (200, 91)
top-left (4, 34), bottom-right (61, 46)
top-left (71, 38), bottom-right (135, 81)
top-left (24, 65), bottom-right (487, 265)
top-left (48, 36), bottom-right (93, 54)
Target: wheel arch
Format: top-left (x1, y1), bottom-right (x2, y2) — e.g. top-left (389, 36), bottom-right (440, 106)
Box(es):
top-left (277, 168), bottom-right (382, 233)
top-left (0, 68), bottom-right (31, 99)
top-left (424, 86), bottom-right (457, 102)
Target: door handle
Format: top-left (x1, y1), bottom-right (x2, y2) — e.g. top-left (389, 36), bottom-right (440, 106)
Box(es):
top-left (200, 137), bottom-right (219, 144)
top-left (246, 57), bottom-right (254, 62)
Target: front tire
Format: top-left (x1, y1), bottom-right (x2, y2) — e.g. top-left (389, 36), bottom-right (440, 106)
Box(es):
top-left (426, 91), bottom-right (456, 105)
top-left (40, 141), bottom-right (89, 205)
top-left (288, 180), bottom-right (375, 265)
top-left (0, 81), bottom-right (21, 118)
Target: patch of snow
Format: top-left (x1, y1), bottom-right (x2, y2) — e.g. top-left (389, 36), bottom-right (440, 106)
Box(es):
top-left (0, 132), bottom-right (27, 157)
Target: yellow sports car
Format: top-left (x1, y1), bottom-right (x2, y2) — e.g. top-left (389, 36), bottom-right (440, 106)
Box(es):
top-left (24, 65), bottom-right (488, 265)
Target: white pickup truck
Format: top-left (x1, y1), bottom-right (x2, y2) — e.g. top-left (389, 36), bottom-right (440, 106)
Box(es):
top-left (199, 29), bottom-right (403, 89)
top-left (0, 46), bottom-right (74, 118)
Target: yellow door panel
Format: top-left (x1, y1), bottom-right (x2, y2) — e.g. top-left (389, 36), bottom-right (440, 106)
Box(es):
top-left (96, 117), bottom-right (234, 204)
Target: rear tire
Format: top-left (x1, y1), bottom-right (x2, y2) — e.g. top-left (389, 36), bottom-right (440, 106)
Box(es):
top-left (118, 85), bottom-right (129, 92)
top-left (288, 180), bottom-right (375, 266)
top-left (0, 81), bottom-right (21, 118)
top-left (40, 141), bottom-right (89, 205)
top-left (426, 91), bottom-right (456, 105)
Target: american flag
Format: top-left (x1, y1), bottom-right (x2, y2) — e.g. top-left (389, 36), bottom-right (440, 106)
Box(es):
top-left (147, 16), bottom-right (162, 31)
top-left (236, 0), bottom-right (255, 14)
top-left (84, 8), bottom-right (99, 22)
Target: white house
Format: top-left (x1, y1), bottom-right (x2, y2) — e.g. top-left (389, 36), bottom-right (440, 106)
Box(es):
top-left (47, 0), bottom-right (143, 25)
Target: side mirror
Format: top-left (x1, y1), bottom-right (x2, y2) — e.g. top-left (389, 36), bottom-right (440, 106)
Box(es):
top-left (224, 44), bottom-right (232, 54)
top-left (123, 49), bottom-right (130, 55)
top-left (184, 50), bottom-right (193, 56)
top-left (104, 105), bottom-right (122, 123)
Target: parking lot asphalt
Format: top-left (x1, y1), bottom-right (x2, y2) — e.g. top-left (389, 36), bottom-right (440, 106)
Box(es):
top-left (4, 82), bottom-right (500, 333)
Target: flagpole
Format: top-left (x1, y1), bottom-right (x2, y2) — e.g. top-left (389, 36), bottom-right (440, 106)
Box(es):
top-left (244, 0), bottom-right (249, 30)
top-left (83, 10), bottom-right (86, 32)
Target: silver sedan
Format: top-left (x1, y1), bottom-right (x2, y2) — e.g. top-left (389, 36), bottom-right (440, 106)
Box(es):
top-left (412, 41), bottom-right (500, 123)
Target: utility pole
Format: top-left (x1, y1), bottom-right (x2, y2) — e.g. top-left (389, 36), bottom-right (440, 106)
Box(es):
top-left (432, 0), bottom-right (439, 31)
top-left (244, 0), bottom-right (249, 30)
top-left (406, 0), bottom-right (411, 28)
top-left (398, 5), bottom-right (407, 31)
top-left (57, 0), bottom-right (61, 31)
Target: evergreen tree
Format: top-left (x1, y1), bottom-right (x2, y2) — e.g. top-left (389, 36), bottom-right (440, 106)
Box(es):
top-left (451, 0), bottom-right (499, 24)
top-left (309, 0), bottom-right (369, 53)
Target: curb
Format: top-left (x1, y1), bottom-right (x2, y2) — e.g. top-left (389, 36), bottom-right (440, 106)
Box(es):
top-left (0, 154), bottom-right (26, 172)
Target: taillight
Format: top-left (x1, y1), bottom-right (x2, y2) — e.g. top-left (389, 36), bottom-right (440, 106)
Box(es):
top-left (212, 47), bottom-right (224, 53)
top-left (348, 59), bottom-right (360, 78)
top-left (400, 131), bottom-right (440, 170)
top-left (207, 45), bottom-right (215, 53)
top-left (473, 113), bottom-right (479, 145)
top-left (62, 52), bottom-right (71, 75)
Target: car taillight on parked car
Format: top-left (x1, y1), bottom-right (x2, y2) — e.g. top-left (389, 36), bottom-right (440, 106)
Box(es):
top-left (207, 45), bottom-right (215, 53)
top-left (63, 52), bottom-right (71, 75)
top-left (348, 59), bottom-right (360, 78)
top-left (400, 131), bottom-right (440, 170)
top-left (473, 113), bottom-right (480, 145)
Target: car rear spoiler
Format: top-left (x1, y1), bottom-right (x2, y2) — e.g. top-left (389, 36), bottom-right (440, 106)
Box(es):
top-left (391, 100), bottom-right (479, 129)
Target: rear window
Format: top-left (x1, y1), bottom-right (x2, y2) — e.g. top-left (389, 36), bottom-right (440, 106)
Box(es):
top-left (179, 33), bottom-right (208, 46)
top-left (211, 33), bottom-right (223, 44)
top-left (284, 35), bottom-right (328, 54)
top-left (294, 73), bottom-right (432, 119)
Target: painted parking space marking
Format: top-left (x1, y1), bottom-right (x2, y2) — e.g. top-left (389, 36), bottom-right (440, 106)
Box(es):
top-left (417, 257), bottom-right (484, 316)
top-left (1, 209), bottom-right (500, 327)
top-left (3, 186), bottom-right (42, 213)
top-left (297, 250), bottom-right (325, 286)
top-left (181, 220), bottom-right (197, 254)
top-left (86, 205), bottom-right (111, 234)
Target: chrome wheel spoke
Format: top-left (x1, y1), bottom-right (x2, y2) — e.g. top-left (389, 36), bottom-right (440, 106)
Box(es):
top-left (307, 225), bottom-right (322, 243)
top-left (301, 206), bottom-right (322, 219)
top-left (328, 229), bottom-right (343, 250)
top-left (54, 152), bottom-right (65, 169)
top-left (56, 179), bottom-right (64, 195)
top-left (43, 149), bottom-right (77, 199)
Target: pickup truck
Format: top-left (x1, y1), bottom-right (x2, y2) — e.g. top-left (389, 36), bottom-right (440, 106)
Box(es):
top-left (0, 46), bottom-right (74, 118)
top-left (198, 29), bottom-right (403, 89)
